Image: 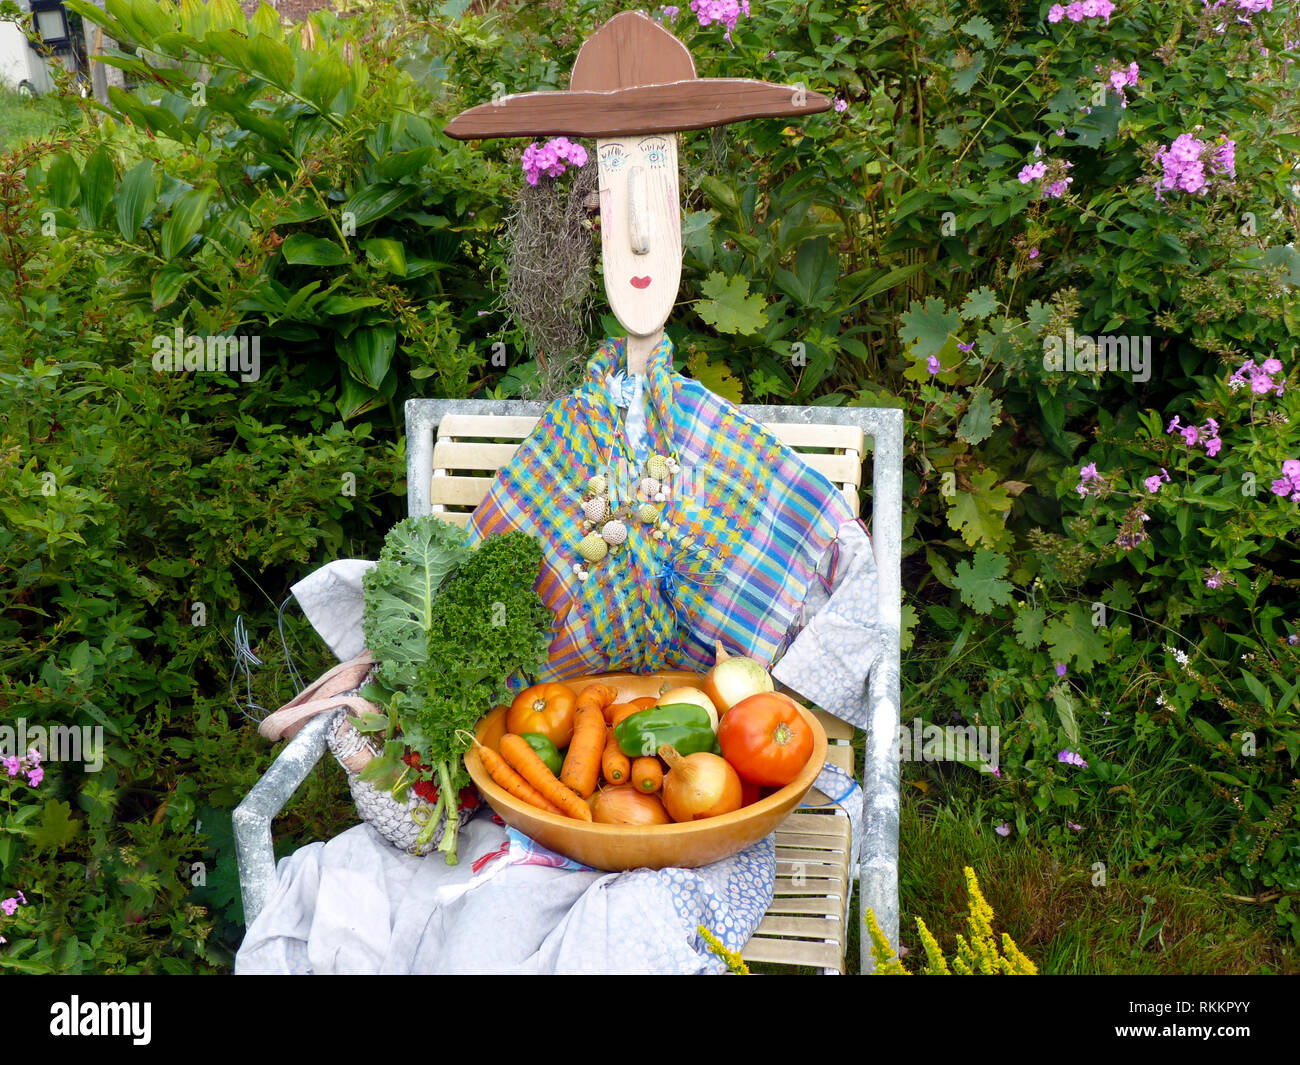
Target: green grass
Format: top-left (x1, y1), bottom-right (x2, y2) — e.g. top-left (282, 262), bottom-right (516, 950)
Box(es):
top-left (894, 795), bottom-right (1298, 975)
top-left (0, 87), bottom-right (61, 150)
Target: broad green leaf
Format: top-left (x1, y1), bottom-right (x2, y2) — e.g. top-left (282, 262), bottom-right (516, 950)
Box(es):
top-left (151, 266), bottom-right (191, 310)
top-left (1052, 686), bottom-right (1080, 746)
top-left (957, 385), bottom-right (1002, 445)
top-left (247, 32), bottom-right (296, 91)
top-left (1013, 606), bottom-right (1045, 649)
top-left (361, 237), bottom-right (407, 276)
top-left (774, 236), bottom-right (838, 307)
top-left (960, 286), bottom-right (998, 320)
top-left (899, 296), bottom-right (959, 359)
top-left (301, 51), bottom-right (350, 111)
top-left (952, 548), bottom-right (1013, 614)
top-left (1043, 603), bottom-right (1109, 672)
top-left (160, 186), bottom-right (212, 260)
top-left (282, 234), bottom-right (349, 266)
top-left (686, 350), bottom-right (744, 402)
top-left (695, 272), bottom-right (768, 335)
top-left (45, 152), bottom-right (81, 208)
top-left (338, 325), bottom-right (396, 389)
top-left (31, 800), bottom-right (80, 851)
top-left (114, 159), bottom-right (156, 241)
top-left (343, 184), bottom-right (418, 227)
top-left (376, 146), bottom-right (436, 181)
top-left (947, 468), bottom-right (1012, 550)
top-left (79, 147), bottom-right (116, 229)
top-left (900, 601), bottom-right (918, 652)
top-left (1239, 669), bottom-right (1271, 709)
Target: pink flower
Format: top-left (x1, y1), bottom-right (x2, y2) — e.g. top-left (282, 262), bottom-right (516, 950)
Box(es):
top-left (995, 822), bottom-right (1012, 836)
top-left (1019, 162), bottom-right (1047, 183)
top-left (1205, 436), bottom-right (1223, 457)
top-left (1055, 663), bottom-right (1068, 677)
top-left (927, 355), bottom-right (940, 375)
top-left (1180, 424), bottom-right (1200, 447)
top-left (26, 766), bottom-right (42, 788)
top-left (1166, 415), bottom-right (1182, 434)
top-left (1262, 358), bottom-right (1283, 374)
top-left (1144, 468), bottom-right (1170, 494)
top-left (0, 898), bottom-right (18, 916)
top-left (1252, 374), bottom-right (1274, 394)
top-left (1029, 247), bottom-right (1040, 259)
top-left (1057, 749), bottom-right (1088, 768)
top-left (3, 756), bottom-right (18, 777)
top-left (833, 97), bottom-right (848, 113)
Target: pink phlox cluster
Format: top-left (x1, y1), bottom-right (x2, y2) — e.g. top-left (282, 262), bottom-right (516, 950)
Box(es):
top-left (1153, 132), bottom-right (1236, 199)
top-left (520, 138), bottom-right (588, 186)
top-left (690, 0), bottom-right (751, 40)
top-left (1048, 1), bottom-right (1116, 23)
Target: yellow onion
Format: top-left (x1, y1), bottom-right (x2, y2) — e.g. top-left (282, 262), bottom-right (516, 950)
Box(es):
top-left (590, 786), bottom-right (672, 826)
top-left (658, 744), bottom-right (743, 822)
top-left (655, 685), bottom-right (718, 731)
top-left (701, 640), bottom-right (774, 713)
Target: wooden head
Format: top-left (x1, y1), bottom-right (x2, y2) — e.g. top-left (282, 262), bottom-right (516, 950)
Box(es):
top-left (596, 134), bottom-right (682, 351)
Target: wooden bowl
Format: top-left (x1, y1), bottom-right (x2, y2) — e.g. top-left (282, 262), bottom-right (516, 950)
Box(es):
top-left (465, 671), bottom-right (827, 871)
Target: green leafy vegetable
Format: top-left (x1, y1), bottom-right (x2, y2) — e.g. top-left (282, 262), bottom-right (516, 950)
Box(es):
top-left (360, 518), bottom-right (552, 864)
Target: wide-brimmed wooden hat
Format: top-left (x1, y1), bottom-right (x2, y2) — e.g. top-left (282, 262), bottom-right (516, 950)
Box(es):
top-left (443, 10), bottom-right (831, 140)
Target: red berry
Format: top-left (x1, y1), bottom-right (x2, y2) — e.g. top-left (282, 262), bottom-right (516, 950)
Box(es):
top-left (413, 779), bottom-right (439, 804)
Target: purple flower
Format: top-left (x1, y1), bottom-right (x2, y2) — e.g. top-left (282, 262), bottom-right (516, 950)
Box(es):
top-left (1288, 634), bottom-right (1299, 646)
top-left (1262, 358), bottom-right (1283, 374)
top-left (1252, 374), bottom-right (1274, 394)
top-left (660, 4), bottom-right (680, 21)
top-left (1068, 821), bottom-right (1083, 831)
top-left (1180, 424), bottom-right (1200, 447)
top-left (958, 342), bottom-right (974, 352)
top-left (1019, 162), bottom-right (1047, 183)
top-left (521, 137), bottom-right (587, 186)
top-left (26, 766), bottom-right (42, 787)
top-left (3, 756), bottom-right (19, 777)
top-left (1055, 663), bottom-right (1068, 677)
top-left (1166, 415), bottom-right (1182, 434)
top-left (1028, 247), bottom-right (1040, 259)
top-left (1205, 436), bottom-right (1223, 457)
top-left (1144, 468), bottom-right (1171, 494)
top-left (927, 355), bottom-right (940, 375)
top-left (1080, 462), bottom-right (1100, 482)
top-left (995, 822), bottom-right (1012, 837)
top-left (833, 97), bottom-right (848, 113)
top-left (0, 898), bottom-right (18, 916)
top-left (1057, 749), bottom-right (1088, 769)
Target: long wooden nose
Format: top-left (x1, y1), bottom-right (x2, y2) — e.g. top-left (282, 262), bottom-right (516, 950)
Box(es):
top-left (627, 165), bottom-right (649, 255)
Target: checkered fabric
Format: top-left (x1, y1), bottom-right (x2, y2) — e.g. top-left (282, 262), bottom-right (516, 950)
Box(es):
top-left (468, 335), bottom-right (862, 686)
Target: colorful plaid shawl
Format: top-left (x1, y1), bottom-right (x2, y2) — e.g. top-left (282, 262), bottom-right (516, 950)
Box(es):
top-left (467, 335), bottom-right (858, 683)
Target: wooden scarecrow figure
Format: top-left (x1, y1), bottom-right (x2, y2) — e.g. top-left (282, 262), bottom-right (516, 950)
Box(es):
top-left (446, 11), bottom-right (883, 727)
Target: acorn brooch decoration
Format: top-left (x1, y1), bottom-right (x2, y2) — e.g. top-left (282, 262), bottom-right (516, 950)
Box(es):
top-left (572, 453), bottom-right (680, 581)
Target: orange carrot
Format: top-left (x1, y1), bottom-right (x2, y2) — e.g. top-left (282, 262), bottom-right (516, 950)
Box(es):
top-left (577, 683), bottom-right (619, 716)
top-left (610, 703), bottom-right (645, 728)
top-left (631, 756), bottom-right (663, 794)
top-left (604, 701), bottom-right (634, 725)
top-left (474, 741), bottom-right (564, 815)
top-left (561, 703), bottom-right (606, 798)
top-left (499, 733), bottom-right (593, 821)
top-left (601, 726), bottom-right (631, 785)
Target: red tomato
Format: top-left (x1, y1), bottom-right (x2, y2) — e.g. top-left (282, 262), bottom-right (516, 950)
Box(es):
top-left (507, 683), bottom-right (577, 747)
top-left (717, 692), bottom-right (814, 787)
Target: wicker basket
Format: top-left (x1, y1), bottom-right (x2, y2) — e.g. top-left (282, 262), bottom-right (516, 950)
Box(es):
top-left (324, 686), bottom-right (478, 857)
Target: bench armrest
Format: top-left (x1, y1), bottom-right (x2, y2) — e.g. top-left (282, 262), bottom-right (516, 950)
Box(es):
top-left (233, 710), bottom-right (340, 928)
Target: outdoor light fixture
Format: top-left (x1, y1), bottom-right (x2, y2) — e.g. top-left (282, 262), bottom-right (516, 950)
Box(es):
top-left (28, 0), bottom-right (72, 55)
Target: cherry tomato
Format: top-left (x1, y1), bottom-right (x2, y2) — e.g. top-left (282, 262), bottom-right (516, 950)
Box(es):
top-left (717, 692), bottom-right (813, 787)
top-left (507, 682), bottom-right (577, 747)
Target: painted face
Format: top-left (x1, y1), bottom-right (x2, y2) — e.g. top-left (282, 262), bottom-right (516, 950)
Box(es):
top-left (595, 134), bottom-right (682, 338)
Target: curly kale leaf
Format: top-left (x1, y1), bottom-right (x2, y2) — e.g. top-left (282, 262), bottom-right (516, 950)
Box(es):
top-left (405, 532), bottom-right (553, 790)
top-left (361, 516), bottom-right (473, 692)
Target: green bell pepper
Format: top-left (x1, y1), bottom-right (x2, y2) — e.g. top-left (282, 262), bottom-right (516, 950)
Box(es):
top-left (614, 703), bottom-right (718, 759)
top-left (520, 732), bottom-right (563, 776)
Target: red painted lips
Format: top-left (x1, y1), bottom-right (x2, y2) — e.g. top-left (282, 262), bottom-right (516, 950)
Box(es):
top-left (630, 276), bottom-right (652, 289)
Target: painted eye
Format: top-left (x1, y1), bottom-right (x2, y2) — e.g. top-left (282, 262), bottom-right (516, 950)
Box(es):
top-left (644, 147), bottom-right (665, 166)
top-left (601, 152), bottom-right (625, 170)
